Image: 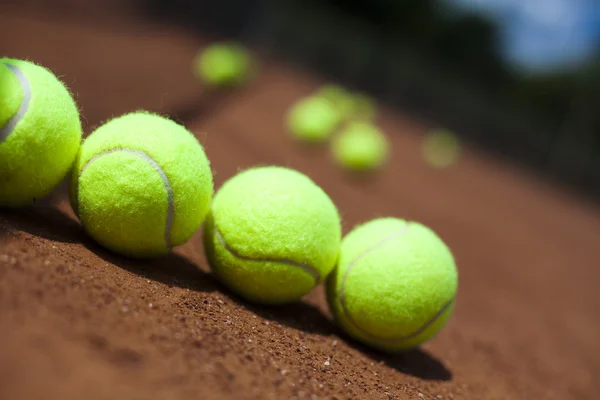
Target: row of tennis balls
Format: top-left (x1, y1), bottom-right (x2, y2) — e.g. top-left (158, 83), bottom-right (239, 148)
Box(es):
top-left (0, 58), bottom-right (457, 353)
top-left (193, 43), bottom-right (390, 172)
top-left (288, 91), bottom-right (462, 171)
top-left (194, 43), bottom-right (459, 171)
top-left (287, 86), bottom-right (390, 171)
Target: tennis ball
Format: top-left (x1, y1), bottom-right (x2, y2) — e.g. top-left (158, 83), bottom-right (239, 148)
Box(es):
top-left (317, 85), bottom-right (376, 120)
top-left (327, 218), bottom-right (458, 352)
top-left (332, 121), bottom-right (389, 171)
top-left (317, 84), bottom-right (356, 119)
top-left (317, 84), bottom-right (350, 103)
top-left (203, 166), bottom-right (341, 304)
top-left (288, 97), bottom-right (341, 143)
top-left (422, 129), bottom-right (461, 169)
top-left (287, 96), bottom-right (342, 143)
top-left (70, 112), bottom-right (213, 258)
top-left (0, 58), bottom-right (82, 207)
top-left (194, 42), bottom-right (251, 86)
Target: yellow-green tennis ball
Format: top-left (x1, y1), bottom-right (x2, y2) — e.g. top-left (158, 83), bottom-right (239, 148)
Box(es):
top-left (317, 84), bottom-right (350, 102)
top-left (422, 129), bottom-right (461, 169)
top-left (332, 122), bottom-right (389, 171)
top-left (327, 218), bottom-right (458, 353)
top-left (317, 84), bottom-right (356, 119)
top-left (0, 58), bottom-right (82, 207)
top-left (70, 112), bottom-right (213, 258)
top-left (287, 96), bottom-right (341, 143)
top-left (194, 42), bottom-right (250, 87)
top-left (203, 166), bottom-right (341, 304)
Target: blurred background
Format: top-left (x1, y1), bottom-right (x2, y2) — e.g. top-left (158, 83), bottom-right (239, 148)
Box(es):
top-left (141, 0), bottom-right (600, 198)
top-left (6, 0), bottom-right (600, 198)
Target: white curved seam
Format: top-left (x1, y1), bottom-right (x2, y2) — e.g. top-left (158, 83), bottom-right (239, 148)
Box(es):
top-left (0, 63), bottom-right (32, 143)
top-left (78, 148), bottom-right (174, 249)
top-left (214, 224), bottom-right (320, 283)
top-left (339, 223), bottom-right (455, 344)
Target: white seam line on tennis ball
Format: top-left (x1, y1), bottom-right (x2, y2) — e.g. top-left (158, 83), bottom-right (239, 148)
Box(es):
top-left (214, 224), bottom-right (321, 283)
top-left (78, 148), bottom-right (174, 249)
top-left (0, 62), bottom-right (32, 143)
top-left (339, 223), bottom-right (455, 344)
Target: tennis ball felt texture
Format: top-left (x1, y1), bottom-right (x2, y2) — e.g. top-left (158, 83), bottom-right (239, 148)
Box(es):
top-left (327, 218), bottom-right (458, 352)
top-left (203, 166), bottom-right (341, 304)
top-left (287, 96), bottom-right (341, 143)
top-left (0, 58), bottom-right (82, 207)
top-left (195, 43), bottom-right (250, 86)
top-left (332, 122), bottom-right (389, 171)
top-left (70, 112), bottom-right (213, 258)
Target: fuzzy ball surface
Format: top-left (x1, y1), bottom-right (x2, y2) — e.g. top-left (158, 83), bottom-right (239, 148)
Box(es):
top-left (70, 112), bottom-right (213, 258)
top-left (0, 58), bottom-right (82, 207)
top-left (204, 166), bottom-right (342, 304)
top-left (327, 218), bottom-right (458, 352)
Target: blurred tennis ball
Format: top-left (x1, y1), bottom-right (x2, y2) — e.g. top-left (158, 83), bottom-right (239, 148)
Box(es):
top-left (317, 84), bottom-right (376, 120)
top-left (287, 96), bottom-right (342, 143)
top-left (194, 42), bottom-right (251, 87)
top-left (422, 129), bottom-right (461, 169)
top-left (317, 84), bottom-right (351, 104)
top-left (332, 121), bottom-right (389, 171)
top-left (317, 84), bottom-right (357, 119)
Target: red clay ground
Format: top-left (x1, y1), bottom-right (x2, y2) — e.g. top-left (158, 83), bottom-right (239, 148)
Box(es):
top-left (1, 6), bottom-right (600, 400)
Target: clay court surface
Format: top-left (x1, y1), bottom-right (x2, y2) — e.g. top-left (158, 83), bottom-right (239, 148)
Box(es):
top-left (1, 4), bottom-right (600, 400)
